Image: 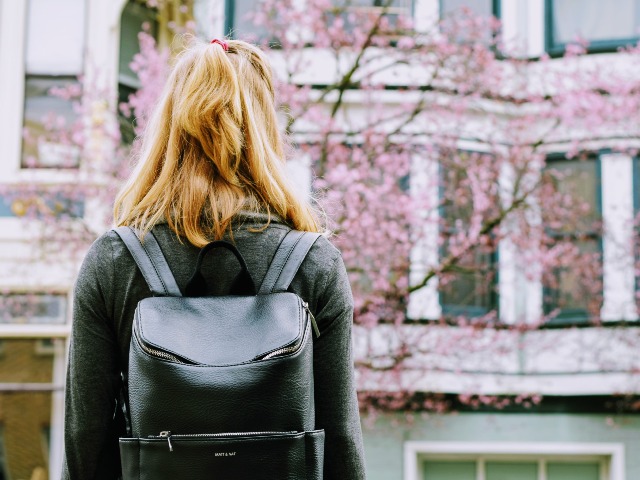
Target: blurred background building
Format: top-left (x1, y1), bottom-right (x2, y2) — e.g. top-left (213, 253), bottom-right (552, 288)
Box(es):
top-left (0, 1), bottom-right (639, 479)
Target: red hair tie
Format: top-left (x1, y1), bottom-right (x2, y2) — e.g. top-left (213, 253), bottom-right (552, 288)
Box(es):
top-left (210, 39), bottom-right (229, 51)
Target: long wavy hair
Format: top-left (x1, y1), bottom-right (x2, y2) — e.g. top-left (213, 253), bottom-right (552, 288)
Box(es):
top-left (114, 36), bottom-right (321, 246)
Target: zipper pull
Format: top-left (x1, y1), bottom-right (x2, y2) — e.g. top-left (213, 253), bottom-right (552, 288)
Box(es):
top-left (159, 431), bottom-right (174, 452)
top-left (302, 301), bottom-right (320, 338)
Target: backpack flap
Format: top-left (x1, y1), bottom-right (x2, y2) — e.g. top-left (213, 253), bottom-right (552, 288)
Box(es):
top-left (134, 292), bottom-right (305, 366)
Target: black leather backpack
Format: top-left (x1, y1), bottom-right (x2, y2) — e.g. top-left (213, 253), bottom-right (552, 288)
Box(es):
top-left (114, 226), bottom-right (324, 480)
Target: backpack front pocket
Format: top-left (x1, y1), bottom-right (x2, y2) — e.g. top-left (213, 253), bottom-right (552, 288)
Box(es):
top-left (120, 429), bottom-right (324, 480)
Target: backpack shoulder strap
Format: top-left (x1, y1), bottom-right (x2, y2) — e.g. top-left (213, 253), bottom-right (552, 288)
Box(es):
top-left (113, 226), bottom-right (182, 297)
top-left (259, 230), bottom-right (322, 294)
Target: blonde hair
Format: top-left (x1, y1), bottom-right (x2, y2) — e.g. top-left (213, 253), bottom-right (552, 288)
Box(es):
top-left (114, 36), bottom-right (321, 246)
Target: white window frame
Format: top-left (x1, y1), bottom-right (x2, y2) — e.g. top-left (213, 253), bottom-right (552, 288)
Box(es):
top-left (1, 0), bottom-right (88, 173)
top-left (0, 0), bottom-right (126, 183)
top-left (412, 0), bottom-right (439, 32)
top-left (600, 152), bottom-right (638, 322)
top-left (343, 0), bottom-right (413, 17)
top-left (405, 441), bottom-right (625, 480)
top-left (407, 149), bottom-right (441, 320)
top-left (437, 0), bottom-right (499, 19)
top-left (194, 0), bottom-right (226, 40)
top-left (499, 0), bottom-right (545, 57)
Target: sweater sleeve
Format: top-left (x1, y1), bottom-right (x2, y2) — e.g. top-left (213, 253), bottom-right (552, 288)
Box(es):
top-left (312, 253), bottom-right (367, 480)
top-left (62, 235), bottom-right (122, 480)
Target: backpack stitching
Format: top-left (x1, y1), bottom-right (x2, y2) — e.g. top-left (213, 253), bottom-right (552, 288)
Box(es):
top-left (267, 233), bottom-right (304, 293)
top-left (135, 234), bottom-right (170, 296)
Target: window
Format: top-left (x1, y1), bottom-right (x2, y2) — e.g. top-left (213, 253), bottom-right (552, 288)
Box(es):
top-left (346, 0), bottom-right (414, 37)
top-left (225, 0), bottom-right (413, 42)
top-left (309, 141), bottom-right (412, 324)
top-left (405, 442), bottom-right (621, 480)
top-left (118, 0), bottom-right (159, 144)
top-left (0, 339), bottom-right (58, 480)
top-left (546, 0), bottom-right (640, 55)
top-left (542, 156), bottom-right (602, 322)
top-left (0, 188), bottom-right (85, 219)
top-left (35, 339), bottom-right (58, 356)
top-left (225, 0), bottom-right (266, 40)
top-left (335, 0), bottom-right (413, 18)
top-left (635, 156), bottom-right (640, 214)
top-left (438, 245), bottom-right (498, 317)
top-left (440, 0), bottom-right (500, 18)
top-left (439, 152), bottom-right (499, 317)
top-left (423, 459), bottom-right (601, 480)
top-left (439, 0), bottom-right (500, 44)
top-left (21, 0), bottom-right (86, 168)
top-left (330, 0), bottom-right (413, 36)
top-left (0, 294), bottom-right (67, 325)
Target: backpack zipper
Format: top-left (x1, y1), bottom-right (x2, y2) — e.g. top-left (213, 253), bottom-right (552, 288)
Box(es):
top-left (151, 430), bottom-right (298, 452)
top-left (135, 299), bottom-right (318, 364)
top-left (135, 326), bottom-right (191, 365)
top-left (302, 301), bottom-right (321, 338)
top-left (140, 343), bottom-right (183, 363)
top-left (259, 337), bottom-right (303, 360)
top-left (258, 311), bottom-right (312, 360)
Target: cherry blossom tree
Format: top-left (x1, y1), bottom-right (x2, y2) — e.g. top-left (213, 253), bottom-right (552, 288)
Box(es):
top-left (245, 0), bottom-right (640, 410)
top-left (9, 0), bottom-right (640, 412)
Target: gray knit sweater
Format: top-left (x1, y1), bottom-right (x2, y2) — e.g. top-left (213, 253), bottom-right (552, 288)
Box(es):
top-left (62, 213), bottom-right (366, 479)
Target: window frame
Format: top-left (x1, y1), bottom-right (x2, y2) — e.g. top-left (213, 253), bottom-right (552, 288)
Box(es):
top-left (542, 154), bottom-right (603, 324)
top-left (224, 0), bottom-right (416, 39)
top-left (118, 0), bottom-right (159, 91)
top-left (0, 292), bottom-right (70, 338)
top-left (0, 293), bottom-right (67, 325)
top-left (21, 74), bottom-right (83, 169)
top-left (439, 0), bottom-right (501, 18)
top-left (437, 0), bottom-right (502, 56)
top-left (118, 0), bottom-right (160, 144)
top-left (223, 0), bottom-right (273, 40)
top-left (224, 0), bottom-right (234, 38)
top-left (437, 153), bottom-right (500, 318)
top-left (544, 0), bottom-right (640, 56)
top-left (20, 0), bottom-right (88, 170)
top-left (340, 0), bottom-right (415, 19)
top-left (404, 441), bottom-right (624, 480)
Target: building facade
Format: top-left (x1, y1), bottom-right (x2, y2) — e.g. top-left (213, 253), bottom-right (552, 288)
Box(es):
top-left (0, 1), bottom-right (639, 479)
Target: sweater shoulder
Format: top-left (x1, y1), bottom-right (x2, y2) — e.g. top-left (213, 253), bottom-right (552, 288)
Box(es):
top-left (299, 233), bottom-right (343, 277)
